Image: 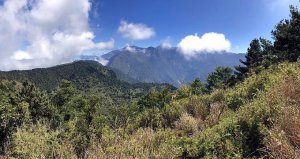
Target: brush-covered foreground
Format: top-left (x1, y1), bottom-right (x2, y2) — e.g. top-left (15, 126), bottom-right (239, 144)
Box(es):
top-left (1, 60), bottom-right (300, 159)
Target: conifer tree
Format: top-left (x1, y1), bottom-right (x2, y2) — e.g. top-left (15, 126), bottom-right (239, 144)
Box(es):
top-left (235, 39), bottom-right (263, 80)
top-left (272, 5), bottom-right (300, 62)
top-left (260, 38), bottom-right (276, 67)
top-left (190, 77), bottom-right (207, 95)
top-left (207, 67), bottom-right (234, 91)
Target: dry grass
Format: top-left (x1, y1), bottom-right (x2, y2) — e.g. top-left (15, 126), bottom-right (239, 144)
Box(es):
top-left (85, 128), bottom-right (181, 159)
top-left (265, 128), bottom-right (298, 159)
top-left (264, 77), bottom-right (300, 158)
top-left (205, 102), bottom-right (225, 127)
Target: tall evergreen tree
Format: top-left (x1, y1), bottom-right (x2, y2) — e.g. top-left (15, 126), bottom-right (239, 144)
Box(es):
top-left (190, 77), bottom-right (207, 95)
top-left (207, 67), bottom-right (235, 91)
top-left (235, 39), bottom-right (263, 80)
top-left (272, 5), bottom-right (300, 62)
top-left (51, 80), bottom-right (76, 108)
top-left (259, 38), bottom-right (276, 67)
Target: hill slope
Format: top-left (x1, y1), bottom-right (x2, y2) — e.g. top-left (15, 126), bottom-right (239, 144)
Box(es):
top-left (4, 61), bottom-right (300, 158)
top-left (0, 60), bottom-right (167, 101)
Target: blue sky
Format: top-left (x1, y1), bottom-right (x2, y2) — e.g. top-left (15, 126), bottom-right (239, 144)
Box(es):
top-left (89, 0), bottom-right (299, 53)
top-left (0, 0), bottom-right (299, 70)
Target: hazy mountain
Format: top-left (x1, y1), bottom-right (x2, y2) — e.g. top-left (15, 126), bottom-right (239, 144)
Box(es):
top-left (97, 46), bottom-right (245, 86)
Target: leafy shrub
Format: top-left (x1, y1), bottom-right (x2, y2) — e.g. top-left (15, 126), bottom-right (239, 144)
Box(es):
top-left (134, 108), bottom-right (163, 129)
top-left (176, 85), bottom-right (192, 99)
top-left (87, 128), bottom-right (182, 159)
top-left (175, 113), bottom-right (200, 135)
top-left (161, 102), bottom-right (184, 128)
top-left (8, 122), bottom-right (75, 159)
top-left (181, 96), bottom-right (210, 120)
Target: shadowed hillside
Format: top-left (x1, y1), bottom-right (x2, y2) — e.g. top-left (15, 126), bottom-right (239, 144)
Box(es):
top-left (0, 60), bottom-right (170, 101)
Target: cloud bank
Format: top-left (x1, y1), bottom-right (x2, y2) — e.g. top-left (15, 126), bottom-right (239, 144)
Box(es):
top-left (177, 32), bottom-right (231, 57)
top-left (0, 0), bottom-right (114, 70)
top-left (118, 20), bottom-right (156, 40)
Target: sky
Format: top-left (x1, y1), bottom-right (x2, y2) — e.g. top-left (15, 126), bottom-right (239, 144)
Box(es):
top-left (0, 0), bottom-right (299, 70)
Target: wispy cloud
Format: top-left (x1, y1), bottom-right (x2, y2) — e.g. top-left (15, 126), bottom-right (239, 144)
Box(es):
top-left (96, 39), bottom-right (115, 50)
top-left (0, 0), bottom-right (114, 70)
top-left (266, 0), bottom-right (299, 11)
top-left (160, 36), bottom-right (173, 49)
top-left (118, 20), bottom-right (156, 41)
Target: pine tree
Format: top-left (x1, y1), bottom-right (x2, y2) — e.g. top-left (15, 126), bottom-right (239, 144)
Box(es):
top-left (190, 77), bottom-right (207, 95)
top-left (260, 38), bottom-right (276, 68)
top-left (235, 39), bottom-right (263, 80)
top-left (51, 80), bottom-right (76, 108)
top-left (207, 67), bottom-right (234, 91)
top-left (272, 5), bottom-right (300, 62)
top-left (243, 39), bottom-right (263, 68)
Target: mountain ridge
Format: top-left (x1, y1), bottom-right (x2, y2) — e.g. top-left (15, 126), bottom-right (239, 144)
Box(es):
top-left (94, 46), bottom-right (245, 86)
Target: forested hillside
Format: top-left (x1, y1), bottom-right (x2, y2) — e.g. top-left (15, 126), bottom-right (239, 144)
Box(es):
top-left (0, 60), bottom-right (169, 102)
top-left (1, 3), bottom-right (300, 159)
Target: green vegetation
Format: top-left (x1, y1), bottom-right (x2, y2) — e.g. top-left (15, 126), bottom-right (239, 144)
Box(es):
top-left (2, 61), bottom-right (300, 158)
top-left (0, 60), bottom-right (169, 103)
top-left (1, 3), bottom-right (300, 159)
top-left (273, 5), bottom-right (300, 62)
top-left (236, 5), bottom-right (300, 82)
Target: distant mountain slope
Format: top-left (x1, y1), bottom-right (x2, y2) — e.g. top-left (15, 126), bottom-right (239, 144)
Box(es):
top-left (101, 46), bottom-right (245, 86)
top-left (0, 60), bottom-right (168, 101)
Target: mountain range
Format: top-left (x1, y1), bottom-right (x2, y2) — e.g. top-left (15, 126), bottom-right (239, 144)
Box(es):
top-left (82, 46), bottom-right (245, 86)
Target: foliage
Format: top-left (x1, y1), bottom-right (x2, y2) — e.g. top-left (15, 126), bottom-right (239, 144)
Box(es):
top-left (207, 66), bottom-right (235, 91)
top-left (234, 38), bottom-right (272, 81)
top-left (0, 61), bottom-right (168, 103)
top-left (190, 77), bottom-right (207, 95)
top-left (2, 62), bottom-right (300, 159)
top-left (273, 6), bottom-right (300, 62)
top-left (9, 122), bottom-right (75, 159)
top-left (137, 87), bottom-right (172, 111)
top-left (0, 80), bottom-right (54, 154)
top-left (235, 4), bottom-right (300, 81)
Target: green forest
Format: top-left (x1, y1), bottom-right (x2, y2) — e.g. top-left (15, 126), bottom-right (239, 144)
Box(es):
top-left (1, 4), bottom-right (300, 159)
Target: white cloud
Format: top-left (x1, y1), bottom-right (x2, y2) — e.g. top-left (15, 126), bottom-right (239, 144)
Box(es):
top-left (124, 44), bottom-right (138, 53)
top-left (96, 58), bottom-right (109, 66)
top-left (12, 50), bottom-right (32, 61)
top-left (88, 56), bottom-right (109, 66)
top-left (118, 20), bottom-right (156, 40)
top-left (177, 32), bottom-right (231, 57)
top-left (0, 0), bottom-right (114, 70)
top-left (161, 42), bottom-right (172, 49)
top-left (95, 39), bottom-right (115, 50)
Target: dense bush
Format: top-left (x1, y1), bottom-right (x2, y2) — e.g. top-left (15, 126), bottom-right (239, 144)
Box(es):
top-left (9, 122), bottom-right (75, 159)
top-left (1, 62), bottom-right (300, 159)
